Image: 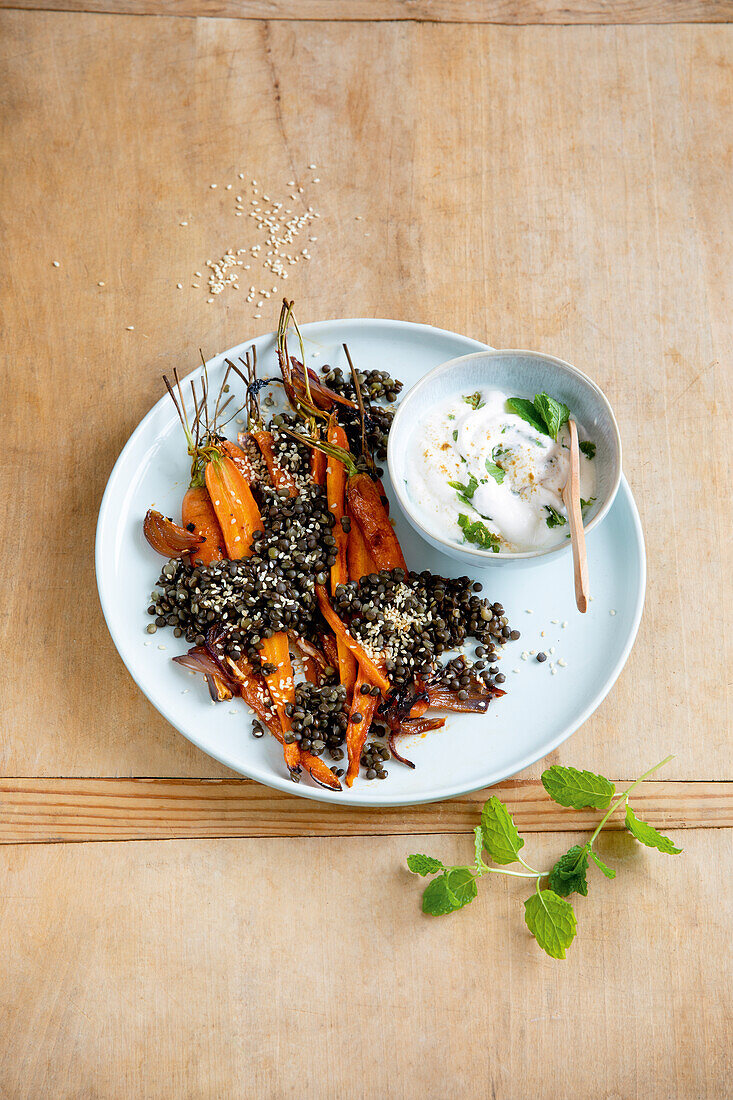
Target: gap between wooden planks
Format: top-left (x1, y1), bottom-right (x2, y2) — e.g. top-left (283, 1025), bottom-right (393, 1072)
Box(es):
top-left (0, 0), bottom-right (730, 23)
top-left (0, 778), bottom-right (730, 843)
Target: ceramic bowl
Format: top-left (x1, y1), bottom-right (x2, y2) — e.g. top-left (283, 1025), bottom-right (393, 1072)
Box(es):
top-left (387, 349), bottom-right (622, 569)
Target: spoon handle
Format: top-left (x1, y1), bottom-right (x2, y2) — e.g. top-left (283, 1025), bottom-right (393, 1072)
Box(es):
top-left (562, 419), bottom-right (589, 613)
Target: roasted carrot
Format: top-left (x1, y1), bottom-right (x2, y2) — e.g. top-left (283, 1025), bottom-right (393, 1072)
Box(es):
top-left (316, 585), bottom-right (390, 694)
top-left (253, 429), bottom-right (299, 498)
top-left (182, 486), bottom-right (226, 566)
top-left (347, 509), bottom-right (375, 581)
top-left (326, 418), bottom-right (357, 695)
top-left (206, 450), bottom-right (299, 770)
top-left (205, 453), bottom-right (261, 559)
top-left (228, 657), bottom-right (341, 790)
top-left (311, 447), bottom-right (327, 487)
top-left (257, 630), bottom-right (299, 770)
top-left (346, 473), bottom-right (407, 572)
top-left (221, 438), bottom-right (258, 483)
top-left (345, 668), bottom-right (380, 787)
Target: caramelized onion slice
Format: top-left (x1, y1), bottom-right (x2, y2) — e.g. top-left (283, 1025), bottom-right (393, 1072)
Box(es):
top-left (290, 360), bottom-right (357, 411)
top-left (143, 509), bottom-right (205, 558)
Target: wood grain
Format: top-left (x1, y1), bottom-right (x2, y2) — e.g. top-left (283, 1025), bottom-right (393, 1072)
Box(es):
top-left (1, 778), bottom-right (729, 842)
top-left (1, 13), bottom-right (730, 783)
top-left (1, 0), bottom-right (731, 23)
top-left (0, 830), bottom-right (729, 1099)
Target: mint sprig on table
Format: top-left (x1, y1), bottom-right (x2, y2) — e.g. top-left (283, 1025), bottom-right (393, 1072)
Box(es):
top-left (406, 756), bottom-right (681, 958)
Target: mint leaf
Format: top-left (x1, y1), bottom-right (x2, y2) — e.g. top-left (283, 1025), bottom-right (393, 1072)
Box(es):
top-left (457, 514), bottom-right (502, 553)
top-left (422, 873), bottom-right (459, 915)
top-left (480, 796), bottom-right (524, 865)
top-left (507, 397), bottom-right (547, 435)
top-left (545, 506), bottom-right (567, 529)
top-left (485, 459), bottom-right (505, 485)
top-left (407, 854), bottom-right (445, 877)
top-left (524, 890), bottom-right (577, 958)
top-left (580, 497), bottom-right (596, 510)
top-left (452, 430), bottom-right (458, 442)
top-left (446, 867), bottom-right (478, 908)
top-left (541, 765), bottom-right (615, 810)
top-left (625, 805), bottom-right (682, 855)
top-left (534, 393), bottom-right (570, 440)
top-left (548, 844), bottom-right (589, 897)
top-left (589, 850), bottom-right (616, 879)
top-left (422, 868), bottom-right (477, 915)
top-left (462, 391), bottom-right (484, 410)
top-left (579, 440), bottom-right (596, 459)
top-left (448, 475), bottom-right (478, 503)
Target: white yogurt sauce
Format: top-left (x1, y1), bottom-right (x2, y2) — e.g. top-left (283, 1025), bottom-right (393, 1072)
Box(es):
top-left (405, 387), bottom-right (596, 553)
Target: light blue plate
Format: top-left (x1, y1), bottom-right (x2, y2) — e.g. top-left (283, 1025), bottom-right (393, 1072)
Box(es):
top-left (96, 319), bottom-right (645, 807)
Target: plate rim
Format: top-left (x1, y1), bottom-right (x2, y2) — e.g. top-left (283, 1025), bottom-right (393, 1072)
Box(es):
top-left (95, 318), bottom-right (646, 808)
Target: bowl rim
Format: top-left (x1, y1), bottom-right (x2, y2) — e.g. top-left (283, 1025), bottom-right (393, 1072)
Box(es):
top-left (387, 347), bottom-right (623, 563)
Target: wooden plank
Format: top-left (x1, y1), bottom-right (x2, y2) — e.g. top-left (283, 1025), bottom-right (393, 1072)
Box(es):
top-left (1, 0), bottom-right (731, 23)
top-left (0, 778), bottom-right (729, 841)
top-left (0, 13), bottom-right (730, 784)
top-left (0, 831), bottom-right (729, 1098)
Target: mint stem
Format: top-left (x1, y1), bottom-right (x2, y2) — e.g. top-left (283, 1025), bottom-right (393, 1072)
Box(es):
top-left (477, 865), bottom-right (548, 880)
top-left (587, 755), bottom-right (675, 849)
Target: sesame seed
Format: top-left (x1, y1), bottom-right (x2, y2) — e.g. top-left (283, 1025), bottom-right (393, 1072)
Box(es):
top-left (180, 221), bottom-right (188, 226)
top-left (610, 609), bottom-right (617, 616)
top-left (98, 281), bottom-right (105, 286)
top-left (558, 658), bottom-right (567, 667)
top-left (308, 163), bottom-right (316, 169)
top-left (176, 283), bottom-right (183, 289)
top-left (561, 621), bottom-right (568, 628)
top-left (126, 325), bottom-right (135, 330)
top-left (52, 260), bottom-right (60, 267)
top-left (157, 644), bottom-right (166, 651)
top-left (226, 184), bottom-right (232, 190)
top-left (210, 183), bottom-right (217, 188)
top-left (551, 667), bottom-right (557, 675)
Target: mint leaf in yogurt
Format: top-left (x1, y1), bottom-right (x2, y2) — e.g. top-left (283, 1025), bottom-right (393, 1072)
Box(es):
top-left (485, 459), bottom-right (505, 485)
top-left (507, 392), bottom-right (571, 440)
top-left (449, 475), bottom-right (478, 506)
top-left (545, 506), bottom-right (567, 529)
top-left (534, 393), bottom-right (570, 440)
top-left (458, 514), bottom-right (502, 552)
top-left (579, 440), bottom-right (596, 459)
top-left (506, 397), bottom-right (547, 435)
top-left (462, 391), bottom-right (485, 410)
top-left (580, 497), bottom-right (596, 510)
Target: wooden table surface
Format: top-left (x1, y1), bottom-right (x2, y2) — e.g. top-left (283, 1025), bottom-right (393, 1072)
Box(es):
top-left (1, 1), bottom-right (731, 1096)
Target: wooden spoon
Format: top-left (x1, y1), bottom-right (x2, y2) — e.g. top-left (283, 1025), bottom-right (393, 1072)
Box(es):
top-left (562, 418), bottom-right (589, 613)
